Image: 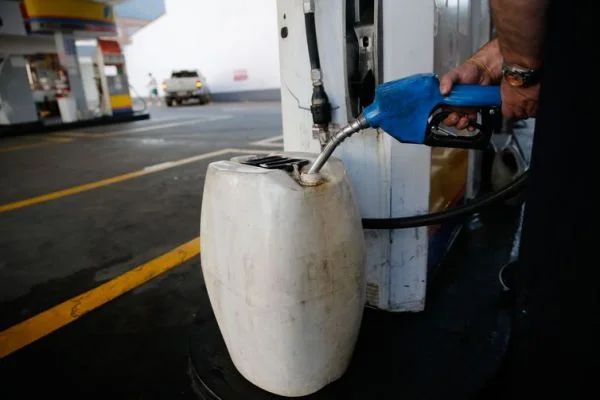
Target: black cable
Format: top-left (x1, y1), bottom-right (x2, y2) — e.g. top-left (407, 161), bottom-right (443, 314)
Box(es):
top-left (362, 171), bottom-right (529, 229)
top-left (304, 12), bottom-right (321, 70)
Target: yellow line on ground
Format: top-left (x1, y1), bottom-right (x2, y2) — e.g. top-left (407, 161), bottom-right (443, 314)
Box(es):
top-left (48, 131), bottom-right (95, 138)
top-left (0, 147), bottom-right (275, 213)
top-left (0, 237), bottom-right (201, 359)
top-left (0, 137), bottom-right (73, 153)
top-left (0, 142), bottom-right (48, 152)
top-left (0, 148), bottom-right (231, 213)
top-left (44, 137), bottom-right (74, 143)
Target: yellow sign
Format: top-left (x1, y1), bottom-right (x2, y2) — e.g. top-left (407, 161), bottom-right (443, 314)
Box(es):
top-left (24, 0), bottom-right (116, 34)
top-left (110, 94), bottom-right (133, 114)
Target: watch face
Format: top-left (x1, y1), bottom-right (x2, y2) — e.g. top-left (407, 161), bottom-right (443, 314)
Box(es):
top-left (505, 72), bottom-right (525, 87)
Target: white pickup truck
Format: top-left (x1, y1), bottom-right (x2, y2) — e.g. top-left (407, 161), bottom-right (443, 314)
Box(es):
top-left (162, 70), bottom-right (210, 106)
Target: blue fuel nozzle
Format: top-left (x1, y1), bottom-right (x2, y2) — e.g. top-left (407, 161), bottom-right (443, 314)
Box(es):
top-left (363, 72), bottom-right (502, 148)
top-left (306, 73), bottom-right (502, 175)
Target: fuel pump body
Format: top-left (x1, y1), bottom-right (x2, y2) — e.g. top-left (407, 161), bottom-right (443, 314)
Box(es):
top-left (96, 39), bottom-right (134, 116)
top-left (277, 0), bottom-right (492, 312)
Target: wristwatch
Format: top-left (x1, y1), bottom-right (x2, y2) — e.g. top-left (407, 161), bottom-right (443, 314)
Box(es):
top-left (502, 62), bottom-right (541, 88)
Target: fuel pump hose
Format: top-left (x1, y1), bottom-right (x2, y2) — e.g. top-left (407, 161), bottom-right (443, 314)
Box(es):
top-left (304, 10), bottom-right (321, 71)
top-left (361, 171), bottom-right (529, 229)
top-left (304, 1), bottom-right (332, 128)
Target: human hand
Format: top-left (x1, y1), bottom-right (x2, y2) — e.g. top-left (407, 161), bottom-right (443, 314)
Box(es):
top-left (500, 80), bottom-right (540, 120)
top-left (439, 39), bottom-right (503, 129)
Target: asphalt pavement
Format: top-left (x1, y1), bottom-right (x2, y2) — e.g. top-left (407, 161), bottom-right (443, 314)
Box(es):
top-left (0, 101), bottom-right (284, 398)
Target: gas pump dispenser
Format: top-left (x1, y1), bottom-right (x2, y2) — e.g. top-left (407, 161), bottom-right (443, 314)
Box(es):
top-left (277, 0), bottom-right (495, 312)
top-left (96, 39), bottom-right (133, 116)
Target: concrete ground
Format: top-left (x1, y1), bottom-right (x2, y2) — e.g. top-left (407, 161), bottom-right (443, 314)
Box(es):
top-left (0, 102), bottom-right (284, 398)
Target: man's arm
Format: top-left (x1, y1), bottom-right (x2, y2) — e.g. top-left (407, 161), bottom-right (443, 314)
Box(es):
top-left (490, 0), bottom-right (550, 69)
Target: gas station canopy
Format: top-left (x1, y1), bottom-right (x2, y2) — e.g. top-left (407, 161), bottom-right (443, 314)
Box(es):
top-left (22, 0), bottom-right (119, 36)
top-left (12, 0), bottom-right (165, 42)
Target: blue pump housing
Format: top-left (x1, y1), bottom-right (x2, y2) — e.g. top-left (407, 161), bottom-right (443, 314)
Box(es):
top-left (363, 73), bottom-right (502, 145)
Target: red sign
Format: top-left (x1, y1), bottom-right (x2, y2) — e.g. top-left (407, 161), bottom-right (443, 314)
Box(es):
top-left (98, 39), bottom-right (122, 54)
top-left (233, 69), bottom-right (248, 81)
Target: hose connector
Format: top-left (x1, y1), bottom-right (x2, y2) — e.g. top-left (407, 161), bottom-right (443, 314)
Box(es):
top-left (310, 85), bottom-right (331, 126)
top-left (310, 69), bottom-right (323, 86)
top-left (306, 115), bottom-right (369, 175)
top-left (303, 0), bottom-right (315, 13)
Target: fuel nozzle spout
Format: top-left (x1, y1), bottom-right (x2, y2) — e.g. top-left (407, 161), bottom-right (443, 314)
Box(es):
top-left (306, 115), bottom-right (369, 175)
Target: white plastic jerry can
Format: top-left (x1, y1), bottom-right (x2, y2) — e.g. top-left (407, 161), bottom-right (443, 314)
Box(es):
top-left (200, 152), bottom-right (367, 397)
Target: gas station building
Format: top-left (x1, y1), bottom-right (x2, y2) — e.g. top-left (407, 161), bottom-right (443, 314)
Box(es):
top-left (0, 0), bottom-right (165, 133)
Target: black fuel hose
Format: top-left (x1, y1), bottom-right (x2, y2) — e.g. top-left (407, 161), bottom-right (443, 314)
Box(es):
top-left (304, 12), bottom-right (321, 70)
top-left (362, 171), bottom-right (529, 229)
top-left (304, 8), bottom-right (332, 126)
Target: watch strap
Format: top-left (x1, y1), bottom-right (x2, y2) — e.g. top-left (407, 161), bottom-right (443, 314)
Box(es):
top-left (502, 62), bottom-right (541, 87)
